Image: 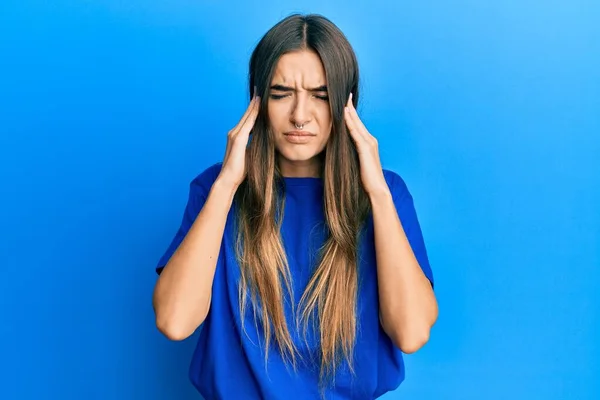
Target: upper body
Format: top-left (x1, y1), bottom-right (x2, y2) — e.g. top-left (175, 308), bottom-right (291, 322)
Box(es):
top-left (152, 13), bottom-right (438, 400)
top-left (155, 162), bottom-right (433, 399)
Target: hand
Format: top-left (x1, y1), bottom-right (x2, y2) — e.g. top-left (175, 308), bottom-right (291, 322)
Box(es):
top-left (344, 93), bottom-right (389, 196)
top-left (217, 91), bottom-right (260, 189)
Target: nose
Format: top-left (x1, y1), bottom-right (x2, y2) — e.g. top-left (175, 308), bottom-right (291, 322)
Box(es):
top-left (290, 93), bottom-right (311, 128)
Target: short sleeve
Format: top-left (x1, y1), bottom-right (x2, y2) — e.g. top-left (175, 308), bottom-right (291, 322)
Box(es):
top-left (384, 170), bottom-right (434, 288)
top-left (155, 162), bottom-right (223, 275)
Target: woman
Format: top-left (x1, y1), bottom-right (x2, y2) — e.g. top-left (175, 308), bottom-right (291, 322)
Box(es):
top-left (152, 13), bottom-right (437, 400)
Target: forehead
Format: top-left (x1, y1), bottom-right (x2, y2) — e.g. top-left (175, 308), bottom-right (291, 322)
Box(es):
top-left (271, 50), bottom-right (326, 86)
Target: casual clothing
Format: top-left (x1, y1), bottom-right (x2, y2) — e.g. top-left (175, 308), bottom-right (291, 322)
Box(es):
top-left (156, 162), bottom-right (434, 399)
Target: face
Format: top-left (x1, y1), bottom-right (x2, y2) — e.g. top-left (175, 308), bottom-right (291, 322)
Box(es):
top-left (267, 49), bottom-right (332, 177)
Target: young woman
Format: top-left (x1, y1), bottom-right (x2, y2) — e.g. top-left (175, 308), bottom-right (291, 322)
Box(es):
top-left (152, 13), bottom-right (437, 400)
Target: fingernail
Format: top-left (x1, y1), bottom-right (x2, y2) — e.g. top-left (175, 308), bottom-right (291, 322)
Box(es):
top-left (253, 86), bottom-right (257, 98)
top-left (349, 92), bottom-right (353, 101)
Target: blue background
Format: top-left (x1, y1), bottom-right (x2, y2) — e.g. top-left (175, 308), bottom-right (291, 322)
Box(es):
top-left (1, 1), bottom-right (598, 399)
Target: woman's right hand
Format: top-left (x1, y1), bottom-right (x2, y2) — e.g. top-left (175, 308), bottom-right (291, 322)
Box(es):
top-left (217, 92), bottom-right (260, 189)
top-left (154, 93), bottom-right (260, 340)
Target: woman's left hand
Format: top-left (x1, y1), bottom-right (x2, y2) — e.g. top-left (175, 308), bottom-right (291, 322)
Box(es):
top-left (344, 93), bottom-right (390, 196)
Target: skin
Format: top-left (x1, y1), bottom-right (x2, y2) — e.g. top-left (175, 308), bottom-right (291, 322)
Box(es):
top-left (266, 49), bottom-right (438, 352)
top-left (267, 50), bottom-right (332, 178)
top-left (344, 94), bottom-right (438, 353)
top-left (154, 48), bottom-right (438, 353)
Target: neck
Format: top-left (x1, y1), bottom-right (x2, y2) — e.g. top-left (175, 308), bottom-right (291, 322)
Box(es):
top-left (277, 155), bottom-right (322, 178)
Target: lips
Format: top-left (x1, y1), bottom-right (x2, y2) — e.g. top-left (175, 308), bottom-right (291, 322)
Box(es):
top-left (284, 130), bottom-right (315, 137)
top-left (283, 131), bottom-right (315, 144)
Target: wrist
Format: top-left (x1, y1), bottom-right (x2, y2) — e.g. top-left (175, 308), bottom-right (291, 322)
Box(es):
top-left (213, 175), bottom-right (240, 198)
top-left (367, 186), bottom-right (393, 204)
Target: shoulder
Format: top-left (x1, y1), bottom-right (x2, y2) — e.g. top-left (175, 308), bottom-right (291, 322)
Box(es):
top-left (181, 162), bottom-right (224, 204)
top-left (190, 162), bottom-right (223, 189)
top-left (382, 168), bottom-right (411, 201)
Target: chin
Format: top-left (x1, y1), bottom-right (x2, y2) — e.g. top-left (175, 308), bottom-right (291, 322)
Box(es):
top-left (277, 145), bottom-right (323, 162)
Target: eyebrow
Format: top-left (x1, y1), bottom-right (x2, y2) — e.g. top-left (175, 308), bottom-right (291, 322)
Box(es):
top-left (270, 84), bottom-right (328, 92)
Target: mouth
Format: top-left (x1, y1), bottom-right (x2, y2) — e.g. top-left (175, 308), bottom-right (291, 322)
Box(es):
top-left (284, 130), bottom-right (316, 137)
top-left (283, 131), bottom-right (316, 144)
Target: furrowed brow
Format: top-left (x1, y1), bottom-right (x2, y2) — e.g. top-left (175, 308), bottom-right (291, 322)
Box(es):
top-left (270, 84), bottom-right (328, 92)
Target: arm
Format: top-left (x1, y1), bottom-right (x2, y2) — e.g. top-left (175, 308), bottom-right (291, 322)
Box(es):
top-left (153, 92), bottom-right (259, 341)
top-left (370, 188), bottom-right (438, 354)
top-left (152, 178), bottom-right (237, 341)
top-left (343, 92), bottom-right (437, 353)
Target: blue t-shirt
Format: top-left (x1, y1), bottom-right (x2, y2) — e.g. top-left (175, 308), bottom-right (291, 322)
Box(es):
top-left (156, 162), bottom-right (434, 400)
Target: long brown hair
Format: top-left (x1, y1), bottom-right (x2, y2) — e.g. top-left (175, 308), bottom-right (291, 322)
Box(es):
top-left (233, 13), bottom-right (370, 386)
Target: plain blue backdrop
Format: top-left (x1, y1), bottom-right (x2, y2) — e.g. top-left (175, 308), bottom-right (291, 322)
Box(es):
top-left (1, 1), bottom-right (598, 399)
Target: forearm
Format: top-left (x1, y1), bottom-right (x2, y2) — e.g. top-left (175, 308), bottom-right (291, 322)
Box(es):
top-left (370, 189), bottom-right (438, 353)
top-left (153, 178), bottom-right (237, 340)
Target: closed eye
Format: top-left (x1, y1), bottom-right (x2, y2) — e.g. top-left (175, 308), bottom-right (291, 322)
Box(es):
top-left (270, 94), bottom-right (289, 100)
top-left (269, 93), bottom-right (328, 101)
top-left (269, 84), bottom-right (328, 101)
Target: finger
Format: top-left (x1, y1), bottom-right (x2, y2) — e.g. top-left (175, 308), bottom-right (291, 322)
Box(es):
top-left (344, 95), bottom-right (367, 142)
top-left (346, 92), bottom-right (353, 108)
top-left (238, 97), bottom-right (260, 137)
top-left (226, 96), bottom-right (259, 161)
top-left (344, 105), bottom-right (361, 142)
top-left (229, 105), bottom-right (256, 161)
top-left (345, 93), bottom-right (369, 139)
top-left (232, 96), bottom-right (258, 134)
top-left (226, 97), bottom-right (254, 155)
top-left (232, 94), bottom-right (259, 134)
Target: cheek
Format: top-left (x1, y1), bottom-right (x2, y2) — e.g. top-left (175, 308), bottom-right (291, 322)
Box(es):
top-left (267, 101), bottom-right (288, 123)
top-left (316, 104), bottom-right (332, 127)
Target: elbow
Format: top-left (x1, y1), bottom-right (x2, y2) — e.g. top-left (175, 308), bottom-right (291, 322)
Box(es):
top-left (381, 291), bottom-right (438, 354)
top-left (152, 279), bottom-right (212, 341)
top-left (381, 316), bottom-right (432, 354)
top-left (396, 329), bottom-right (430, 354)
top-left (156, 317), bottom-right (194, 341)
top-left (153, 299), bottom-right (209, 342)
top-left (155, 311), bottom-right (206, 341)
